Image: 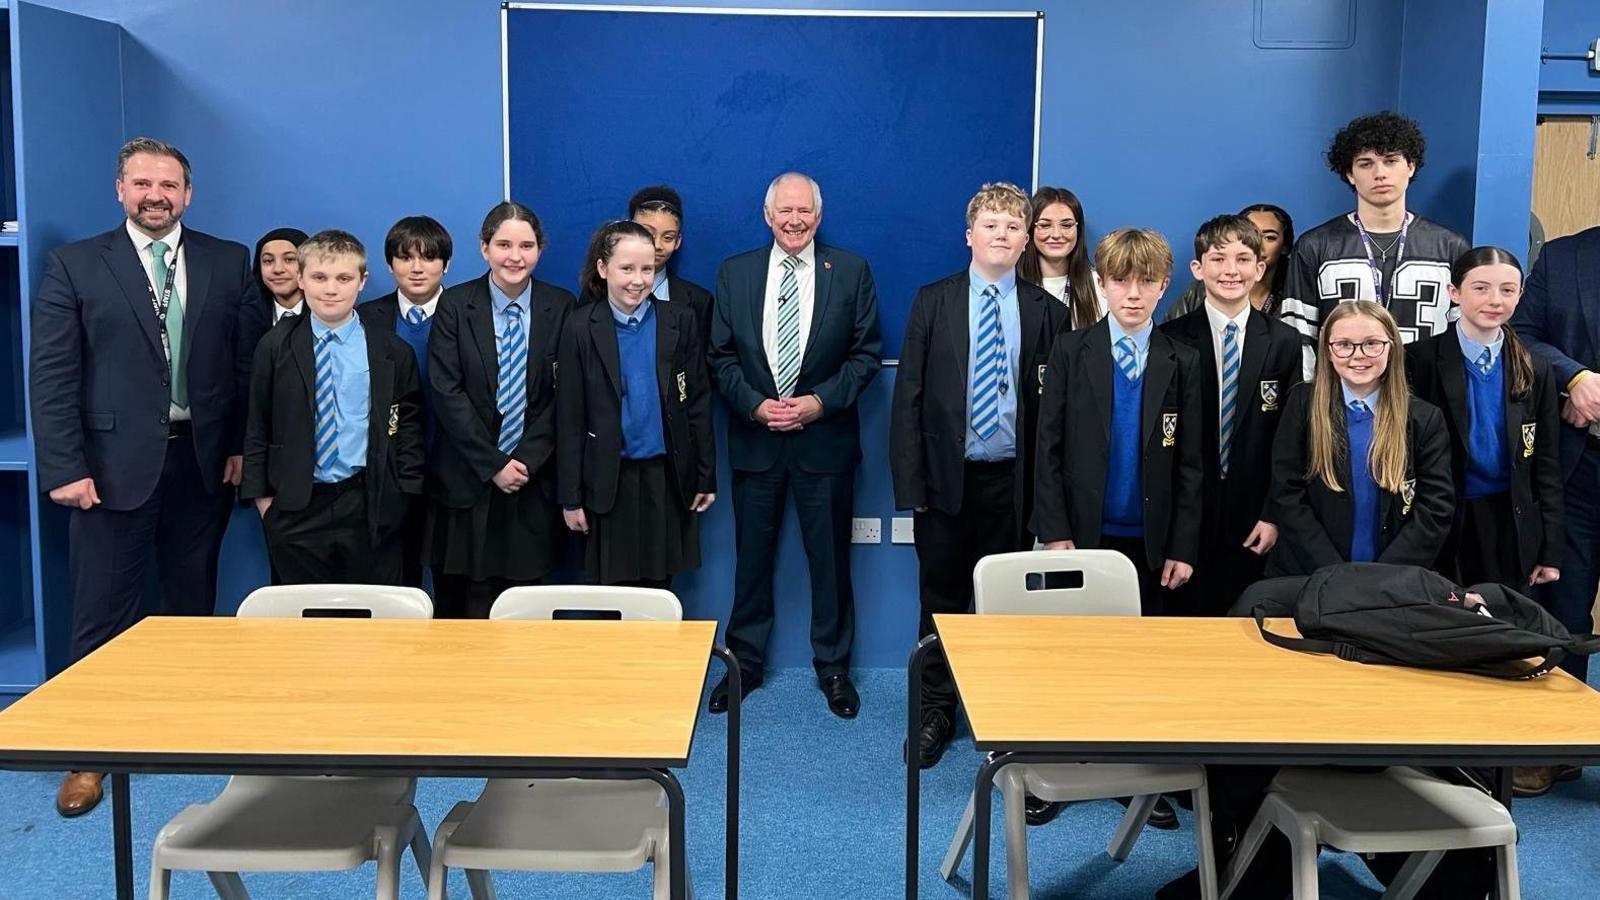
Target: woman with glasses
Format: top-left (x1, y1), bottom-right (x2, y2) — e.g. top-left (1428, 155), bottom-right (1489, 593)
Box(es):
top-left (1017, 186), bottom-right (1106, 329)
top-left (1264, 300), bottom-right (1452, 575)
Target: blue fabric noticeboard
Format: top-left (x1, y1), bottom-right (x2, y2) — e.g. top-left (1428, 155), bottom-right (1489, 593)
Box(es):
top-left (504, 7), bottom-right (1039, 358)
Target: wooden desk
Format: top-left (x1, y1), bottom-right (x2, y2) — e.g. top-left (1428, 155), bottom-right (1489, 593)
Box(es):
top-left (906, 614), bottom-right (1600, 900)
top-left (0, 617), bottom-right (741, 900)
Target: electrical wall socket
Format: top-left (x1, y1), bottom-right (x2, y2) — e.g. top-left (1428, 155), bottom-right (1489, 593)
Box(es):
top-left (850, 517), bottom-right (882, 544)
top-left (892, 517), bottom-right (915, 544)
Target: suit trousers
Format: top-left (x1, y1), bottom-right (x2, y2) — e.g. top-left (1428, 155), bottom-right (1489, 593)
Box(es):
top-left (68, 431), bottom-right (232, 661)
top-left (725, 442), bottom-right (856, 677)
top-left (915, 460), bottom-right (1018, 721)
top-left (263, 475), bottom-right (401, 587)
top-left (1545, 445), bottom-right (1600, 680)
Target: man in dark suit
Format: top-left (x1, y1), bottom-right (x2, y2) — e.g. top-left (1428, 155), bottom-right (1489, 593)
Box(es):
top-left (708, 172), bottom-right (882, 718)
top-left (890, 182), bottom-right (1063, 766)
top-left (29, 137), bottom-right (266, 816)
top-left (1510, 223), bottom-right (1600, 794)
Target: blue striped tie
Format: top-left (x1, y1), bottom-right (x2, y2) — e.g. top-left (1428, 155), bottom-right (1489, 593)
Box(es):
top-left (970, 285), bottom-right (1005, 440)
top-left (1349, 399), bottom-right (1368, 415)
top-left (774, 256), bottom-right (801, 397)
top-left (1219, 322), bottom-right (1240, 476)
top-left (1476, 347), bottom-right (1493, 376)
top-left (406, 306), bottom-right (427, 326)
top-left (313, 333), bottom-right (339, 472)
top-left (1115, 336), bottom-right (1139, 380)
top-left (496, 304), bottom-right (527, 454)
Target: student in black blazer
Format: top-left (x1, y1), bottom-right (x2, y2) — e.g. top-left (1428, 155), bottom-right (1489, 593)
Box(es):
top-left (29, 138), bottom-right (268, 817)
top-left (558, 222), bottom-right (715, 587)
top-left (1160, 215), bottom-right (1304, 615)
top-left (427, 202), bottom-right (574, 618)
top-left (1405, 246), bottom-right (1562, 589)
top-left (1034, 228), bottom-right (1204, 613)
top-left (357, 215), bottom-right (453, 590)
top-left (707, 172), bottom-right (882, 718)
top-left (241, 231), bottom-right (424, 584)
top-left (890, 182), bottom-right (1062, 767)
top-left (1267, 301), bottom-right (1453, 577)
top-left (629, 185), bottom-right (714, 344)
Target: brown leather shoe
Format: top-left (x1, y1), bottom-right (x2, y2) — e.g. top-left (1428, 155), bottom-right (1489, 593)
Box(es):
top-left (56, 771), bottom-right (104, 818)
top-left (1512, 766), bottom-right (1554, 798)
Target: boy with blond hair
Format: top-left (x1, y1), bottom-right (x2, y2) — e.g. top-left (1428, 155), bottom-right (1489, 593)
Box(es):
top-left (891, 182), bottom-right (1064, 768)
top-left (242, 229), bottom-right (425, 584)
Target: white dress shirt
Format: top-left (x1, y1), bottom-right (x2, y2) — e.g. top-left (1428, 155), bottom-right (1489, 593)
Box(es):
top-left (272, 299), bottom-right (304, 324)
top-left (125, 219), bottom-right (190, 420)
top-left (398, 287), bottom-right (441, 322)
top-left (1204, 300), bottom-right (1251, 386)
top-left (760, 241), bottom-right (817, 379)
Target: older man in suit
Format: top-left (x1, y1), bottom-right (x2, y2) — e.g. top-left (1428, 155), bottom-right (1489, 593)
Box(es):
top-left (708, 172), bottom-right (882, 718)
top-left (30, 137), bottom-right (266, 816)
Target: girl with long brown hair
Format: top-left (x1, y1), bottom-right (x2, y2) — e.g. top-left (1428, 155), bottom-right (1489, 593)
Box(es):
top-left (1016, 186), bottom-right (1105, 329)
top-left (1266, 301), bottom-right (1453, 575)
top-left (1406, 246), bottom-right (1562, 589)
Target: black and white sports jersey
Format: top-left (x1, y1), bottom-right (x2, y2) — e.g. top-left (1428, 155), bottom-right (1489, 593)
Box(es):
top-left (1277, 212), bottom-right (1469, 377)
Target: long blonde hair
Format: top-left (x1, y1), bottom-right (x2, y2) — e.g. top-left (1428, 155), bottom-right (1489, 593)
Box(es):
top-left (1307, 301), bottom-right (1410, 493)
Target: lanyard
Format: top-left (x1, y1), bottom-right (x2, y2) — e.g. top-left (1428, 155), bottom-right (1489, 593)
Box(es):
top-left (146, 235), bottom-right (183, 368)
top-left (1351, 212), bottom-right (1410, 308)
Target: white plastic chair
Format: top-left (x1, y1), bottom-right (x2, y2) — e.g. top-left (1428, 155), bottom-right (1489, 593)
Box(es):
top-left (941, 550), bottom-right (1218, 900)
top-left (1219, 766), bottom-right (1520, 900)
top-left (148, 585), bottom-right (434, 900)
top-left (427, 586), bottom-right (692, 900)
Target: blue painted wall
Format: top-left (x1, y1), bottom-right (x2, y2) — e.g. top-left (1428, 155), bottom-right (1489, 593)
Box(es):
top-left (1540, 0), bottom-right (1600, 101)
top-left (1397, 0), bottom-right (1487, 239)
top-left (1474, 0), bottom-right (1545, 253)
top-left (27, 0), bottom-right (1506, 668)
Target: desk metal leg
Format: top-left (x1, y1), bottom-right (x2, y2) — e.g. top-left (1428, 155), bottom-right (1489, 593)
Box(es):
top-left (645, 768), bottom-right (689, 900)
top-left (1493, 767), bottom-right (1514, 900)
top-left (111, 771), bottom-right (133, 900)
top-left (712, 644), bottom-right (742, 900)
top-left (906, 634), bottom-right (939, 900)
top-left (970, 752), bottom-right (1014, 900)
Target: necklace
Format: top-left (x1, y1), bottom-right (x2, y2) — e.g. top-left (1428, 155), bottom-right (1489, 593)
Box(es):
top-left (1369, 232), bottom-right (1402, 258)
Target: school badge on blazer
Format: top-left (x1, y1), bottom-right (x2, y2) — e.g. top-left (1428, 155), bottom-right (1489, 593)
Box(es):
top-left (387, 404), bottom-right (399, 437)
top-left (676, 371), bottom-right (687, 403)
top-left (1522, 422), bottom-right (1536, 458)
top-left (1161, 412), bottom-right (1177, 447)
top-left (1037, 364), bottom-right (1046, 395)
top-left (1401, 477), bottom-right (1416, 516)
top-left (1260, 379), bottom-right (1279, 411)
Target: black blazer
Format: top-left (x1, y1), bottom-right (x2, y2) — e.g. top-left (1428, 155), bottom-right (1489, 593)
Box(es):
top-left (1032, 319), bottom-right (1205, 569)
top-left (709, 243), bottom-right (883, 474)
top-left (427, 274), bottom-right (574, 508)
top-left (889, 272), bottom-right (1062, 540)
top-left (30, 225), bottom-right (267, 510)
top-left (556, 300), bottom-right (715, 514)
top-left (357, 291), bottom-right (403, 332)
top-left (1511, 225), bottom-right (1600, 478)
top-left (1159, 306), bottom-right (1304, 545)
top-left (1265, 383), bottom-right (1454, 576)
top-left (667, 274), bottom-right (714, 347)
top-left (239, 314), bottom-right (424, 538)
top-left (1405, 326), bottom-right (1563, 575)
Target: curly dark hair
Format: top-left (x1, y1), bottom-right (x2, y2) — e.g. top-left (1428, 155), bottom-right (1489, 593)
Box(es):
top-left (1326, 111), bottom-right (1426, 185)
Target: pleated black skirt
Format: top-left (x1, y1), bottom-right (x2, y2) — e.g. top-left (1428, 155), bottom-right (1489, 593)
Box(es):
top-left (425, 482), bottom-right (562, 583)
top-left (584, 456), bottom-right (699, 585)
top-left (1456, 491), bottom-right (1522, 589)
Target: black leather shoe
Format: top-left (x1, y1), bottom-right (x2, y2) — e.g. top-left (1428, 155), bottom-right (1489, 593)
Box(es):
top-left (1024, 795), bottom-right (1066, 826)
top-left (707, 670), bottom-right (761, 714)
top-left (910, 712), bottom-right (953, 769)
top-left (819, 673), bottom-right (859, 718)
top-left (1118, 794), bottom-right (1179, 830)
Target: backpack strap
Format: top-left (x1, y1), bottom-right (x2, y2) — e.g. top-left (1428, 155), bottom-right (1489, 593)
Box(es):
top-left (1254, 605), bottom-right (1340, 655)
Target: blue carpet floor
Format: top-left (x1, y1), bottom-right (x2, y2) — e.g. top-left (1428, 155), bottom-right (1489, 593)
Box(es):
top-left (1, 668), bottom-right (1598, 898)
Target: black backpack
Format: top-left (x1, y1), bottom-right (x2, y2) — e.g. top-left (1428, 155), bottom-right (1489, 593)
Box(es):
top-left (1245, 563), bottom-right (1600, 679)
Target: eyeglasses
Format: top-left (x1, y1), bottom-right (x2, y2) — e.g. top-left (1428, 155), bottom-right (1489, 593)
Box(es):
top-left (1033, 221), bottom-right (1078, 235)
top-left (1328, 338), bottom-right (1391, 359)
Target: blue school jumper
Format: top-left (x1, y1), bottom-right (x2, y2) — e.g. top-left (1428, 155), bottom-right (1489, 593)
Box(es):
top-left (1345, 394), bottom-right (1380, 562)
top-left (1461, 333), bottom-right (1510, 500)
top-left (614, 300), bottom-right (666, 459)
top-left (1102, 353), bottom-right (1145, 538)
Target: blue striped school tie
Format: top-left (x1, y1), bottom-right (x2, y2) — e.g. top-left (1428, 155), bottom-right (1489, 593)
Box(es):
top-left (774, 256), bottom-right (801, 397)
top-left (1349, 398), bottom-right (1368, 415)
top-left (406, 306), bottom-right (427, 326)
top-left (1219, 322), bottom-right (1240, 476)
top-left (496, 304), bottom-right (527, 454)
top-left (1115, 336), bottom-right (1139, 380)
top-left (1476, 347), bottom-right (1493, 376)
top-left (970, 285), bottom-right (1005, 440)
top-left (313, 332), bottom-right (339, 472)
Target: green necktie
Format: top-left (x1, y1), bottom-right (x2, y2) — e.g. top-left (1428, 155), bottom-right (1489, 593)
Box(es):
top-left (150, 239), bottom-right (186, 408)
